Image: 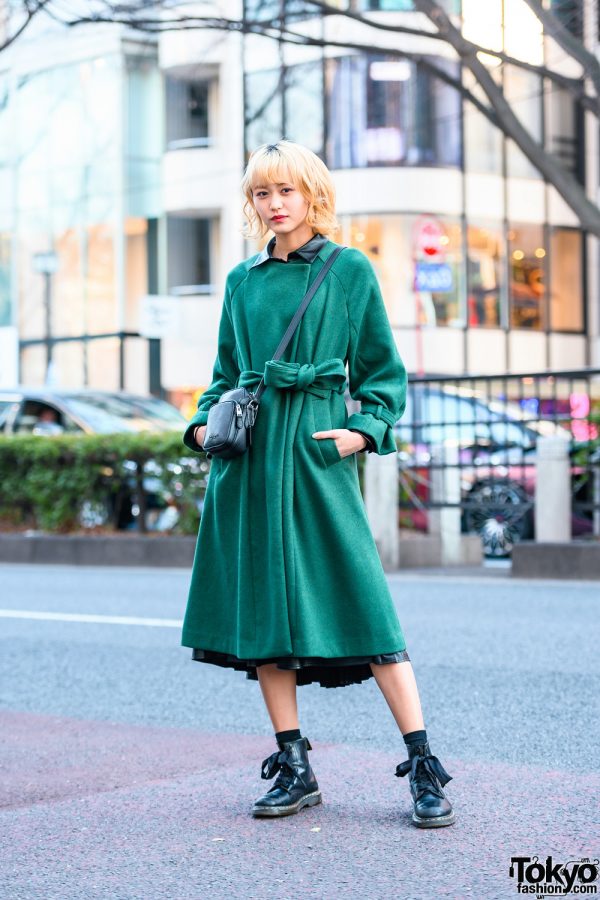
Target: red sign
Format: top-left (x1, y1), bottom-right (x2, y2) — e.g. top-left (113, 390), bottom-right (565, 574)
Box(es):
top-left (412, 216), bottom-right (446, 259)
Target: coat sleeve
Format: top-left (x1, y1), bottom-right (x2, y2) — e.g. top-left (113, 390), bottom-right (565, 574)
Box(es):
top-left (344, 252), bottom-right (407, 456)
top-left (182, 274), bottom-right (240, 452)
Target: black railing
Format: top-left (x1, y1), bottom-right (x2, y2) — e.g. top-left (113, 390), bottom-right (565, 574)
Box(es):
top-left (395, 369), bottom-right (600, 557)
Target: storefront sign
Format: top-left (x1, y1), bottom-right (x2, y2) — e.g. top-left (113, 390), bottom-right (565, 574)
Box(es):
top-left (414, 262), bottom-right (454, 293)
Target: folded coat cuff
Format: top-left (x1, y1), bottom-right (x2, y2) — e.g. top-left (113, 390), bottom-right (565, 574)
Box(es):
top-left (182, 408), bottom-right (211, 452)
top-left (346, 404), bottom-right (398, 456)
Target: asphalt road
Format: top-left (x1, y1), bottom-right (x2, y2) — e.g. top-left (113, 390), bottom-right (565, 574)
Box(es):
top-left (1, 564), bottom-right (598, 900)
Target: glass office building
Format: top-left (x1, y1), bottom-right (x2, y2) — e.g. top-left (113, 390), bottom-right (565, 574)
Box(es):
top-left (0, 23), bottom-right (161, 389)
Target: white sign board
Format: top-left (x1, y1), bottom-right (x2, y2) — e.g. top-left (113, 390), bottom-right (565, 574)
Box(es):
top-left (139, 295), bottom-right (180, 339)
top-left (0, 326), bottom-right (19, 386)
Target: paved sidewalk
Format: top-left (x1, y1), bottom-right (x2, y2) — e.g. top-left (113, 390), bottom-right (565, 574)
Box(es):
top-left (2, 710), bottom-right (597, 900)
top-left (0, 564), bottom-right (598, 899)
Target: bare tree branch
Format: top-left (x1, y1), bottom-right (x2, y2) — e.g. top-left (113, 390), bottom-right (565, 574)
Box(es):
top-left (521, 0), bottom-right (600, 102)
top-left (413, 0), bottom-right (600, 237)
top-left (0, 0), bottom-right (52, 53)
top-left (296, 0), bottom-right (593, 111)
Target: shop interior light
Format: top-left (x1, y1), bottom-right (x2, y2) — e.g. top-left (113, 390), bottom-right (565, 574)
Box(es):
top-left (534, 248), bottom-right (546, 258)
top-left (512, 250), bottom-right (525, 260)
top-left (369, 61), bottom-right (411, 81)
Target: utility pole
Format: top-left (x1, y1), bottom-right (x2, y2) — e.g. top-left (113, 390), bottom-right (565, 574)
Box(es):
top-left (32, 250), bottom-right (59, 382)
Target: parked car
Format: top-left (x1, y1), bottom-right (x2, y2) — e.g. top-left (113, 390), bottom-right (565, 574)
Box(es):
top-left (394, 386), bottom-right (593, 557)
top-left (0, 387), bottom-right (186, 436)
top-left (0, 386), bottom-right (191, 530)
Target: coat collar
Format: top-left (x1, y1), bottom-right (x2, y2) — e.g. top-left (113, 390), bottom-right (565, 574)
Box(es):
top-left (249, 232), bottom-right (329, 268)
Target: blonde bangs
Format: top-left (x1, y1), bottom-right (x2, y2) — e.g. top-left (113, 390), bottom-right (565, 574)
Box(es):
top-left (240, 140), bottom-right (340, 241)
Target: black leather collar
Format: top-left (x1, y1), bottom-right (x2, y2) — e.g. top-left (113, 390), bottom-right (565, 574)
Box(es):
top-left (250, 232), bottom-right (329, 268)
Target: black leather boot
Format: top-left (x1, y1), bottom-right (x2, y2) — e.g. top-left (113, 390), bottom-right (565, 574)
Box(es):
top-left (251, 736), bottom-right (322, 818)
top-left (395, 740), bottom-right (455, 828)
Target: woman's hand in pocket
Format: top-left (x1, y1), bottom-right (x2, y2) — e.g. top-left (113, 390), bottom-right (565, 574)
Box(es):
top-left (312, 428), bottom-right (367, 459)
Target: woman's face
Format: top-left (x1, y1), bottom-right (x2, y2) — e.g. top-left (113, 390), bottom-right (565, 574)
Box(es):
top-left (251, 179), bottom-right (311, 238)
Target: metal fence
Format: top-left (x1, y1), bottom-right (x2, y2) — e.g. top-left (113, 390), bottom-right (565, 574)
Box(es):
top-left (395, 369), bottom-right (600, 557)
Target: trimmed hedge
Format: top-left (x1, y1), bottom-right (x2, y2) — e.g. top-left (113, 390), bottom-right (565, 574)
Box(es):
top-left (0, 433), bottom-right (209, 534)
top-left (0, 432), bottom-right (369, 535)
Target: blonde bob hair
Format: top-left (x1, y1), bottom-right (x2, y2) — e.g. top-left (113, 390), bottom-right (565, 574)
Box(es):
top-left (240, 139), bottom-right (340, 241)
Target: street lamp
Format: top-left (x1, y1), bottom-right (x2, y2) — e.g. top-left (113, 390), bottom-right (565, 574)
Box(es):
top-left (32, 250), bottom-right (59, 383)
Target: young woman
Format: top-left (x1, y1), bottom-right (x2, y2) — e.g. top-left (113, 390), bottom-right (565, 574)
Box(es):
top-left (181, 139), bottom-right (455, 828)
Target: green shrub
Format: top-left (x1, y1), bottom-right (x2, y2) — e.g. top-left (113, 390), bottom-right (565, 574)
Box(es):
top-left (0, 433), bottom-right (208, 534)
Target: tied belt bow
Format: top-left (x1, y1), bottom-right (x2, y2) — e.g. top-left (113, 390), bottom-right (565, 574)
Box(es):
top-left (238, 358), bottom-right (346, 399)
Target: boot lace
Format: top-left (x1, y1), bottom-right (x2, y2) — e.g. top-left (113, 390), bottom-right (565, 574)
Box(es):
top-left (260, 748), bottom-right (297, 792)
top-left (395, 750), bottom-right (452, 801)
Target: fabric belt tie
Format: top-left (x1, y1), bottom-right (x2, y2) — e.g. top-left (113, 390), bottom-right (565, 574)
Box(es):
top-left (238, 358), bottom-right (347, 399)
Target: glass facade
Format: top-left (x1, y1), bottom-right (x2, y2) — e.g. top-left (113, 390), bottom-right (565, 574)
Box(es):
top-left (245, 68), bottom-right (284, 154)
top-left (335, 214), bottom-right (583, 336)
top-left (0, 48), bottom-right (161, 387)
top-left (504, 66), bottom-right (543, 180)
top-left (167, 216), bottom-right (212, 295)
top-left (463, 69), bottom-right (503, 174)
top-left (165, 70), bottom-right (216, 150)
top-left (549, 228), bottom-right (584, 332)
top-left (466, 224), bottom-right (503, 328)
top-left (285, 61), bottom-right (324, 156)
top-left (326, 54), bottom-right (462, 169)
top-left (337, 214), bottom-right (464, 328)
top-left (508, 223), bottom-right (546, 330)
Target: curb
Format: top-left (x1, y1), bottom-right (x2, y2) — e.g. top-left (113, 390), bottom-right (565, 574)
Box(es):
top-left (0, 533), bottom-right (196, 567)
top-left (511, 541), bottom-right (600, 580)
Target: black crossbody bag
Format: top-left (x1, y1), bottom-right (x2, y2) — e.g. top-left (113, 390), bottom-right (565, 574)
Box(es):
top-left (201, 245), bottom-right (345, 460)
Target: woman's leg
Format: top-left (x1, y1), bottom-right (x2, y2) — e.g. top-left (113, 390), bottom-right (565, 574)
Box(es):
top-left (369, 660), bottom-right (425, 734)
top-left (256, 663), bottom-right (300, 731)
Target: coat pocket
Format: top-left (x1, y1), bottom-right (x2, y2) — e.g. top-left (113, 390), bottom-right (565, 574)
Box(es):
top-left (311, 396), bottom-right (344, 469)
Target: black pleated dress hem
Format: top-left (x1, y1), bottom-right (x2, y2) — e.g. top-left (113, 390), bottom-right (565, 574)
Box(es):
top-left (191, 647), bottom-right (411, 689)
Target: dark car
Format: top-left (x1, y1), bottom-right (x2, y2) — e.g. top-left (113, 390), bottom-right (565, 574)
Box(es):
top-left (394, 386), bottom-right (591, 557)
top-left (0, 387), bottom-right (190, 530)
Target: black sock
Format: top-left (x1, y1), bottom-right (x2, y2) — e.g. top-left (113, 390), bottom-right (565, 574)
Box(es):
top-left (276, 728), bottom-right (302, 744)
top-left (403, 728), bottom-right (428, 747)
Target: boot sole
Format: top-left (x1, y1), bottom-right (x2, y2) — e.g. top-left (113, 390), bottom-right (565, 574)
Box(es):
top-left (251, 790), bottom-right (322, 818)
top-left (412, 810), bottom-right (455, 828)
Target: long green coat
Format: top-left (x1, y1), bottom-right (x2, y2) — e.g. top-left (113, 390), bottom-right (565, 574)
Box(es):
top-left (181, 237), bottom-right (408, 686)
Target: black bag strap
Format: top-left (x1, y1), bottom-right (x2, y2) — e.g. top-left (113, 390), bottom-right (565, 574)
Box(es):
top-left (251, 244), bottom-right (346, 405)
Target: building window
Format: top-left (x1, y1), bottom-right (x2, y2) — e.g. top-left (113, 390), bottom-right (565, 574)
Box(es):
top-left (167, 216), bottom-right (212, 295)
top-left (326, 54), bottom-right (461, 169)
top-left (351, 0), bottom-right (461, 10)
top-left (244, 0), bottom-right (281, 18)
top-left (467, 223), bottom-right (503, 328)
top-left (550, 228), bottom-right (583, 332)
top-left (165, 74), bottom-right (213, 150)
top-left (504, 66), bottom-right (543, 179)
top-left (463, 68), bottom-right (503, 174)
top-left (244, 68), bottom-right (284, 155)
top-left (508, 223), bottom-right (546, 330)
top-left (550, 0), bottom-right (583, 39)
top-left (284, 61), bottom-right (324, 156)
top-left (0, 233), bottom-right (11, 327)
top-left (545, 82), bottom-right (583, 182)
top-left (338, 213), bottom-right (463, 328)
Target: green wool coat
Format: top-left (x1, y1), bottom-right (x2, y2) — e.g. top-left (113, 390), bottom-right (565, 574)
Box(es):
top-left (181, 238), bottom-right (408, 665)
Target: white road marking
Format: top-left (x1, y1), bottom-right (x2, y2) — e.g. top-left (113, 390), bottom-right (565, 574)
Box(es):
top-left (0, 609), bottom-right (182, 627)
